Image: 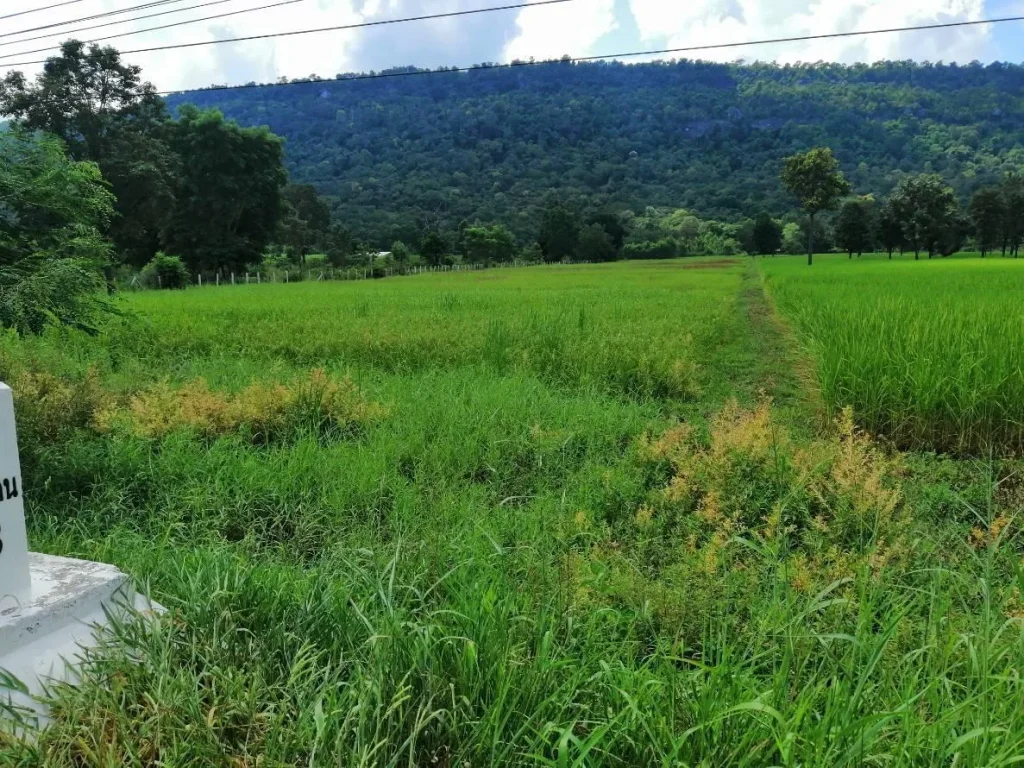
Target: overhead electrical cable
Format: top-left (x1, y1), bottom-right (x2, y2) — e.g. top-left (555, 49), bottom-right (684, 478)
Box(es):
top-left (1, 0), bottom-right (189, 41)
top-left (0, 0), bottom-right (84, 21)
top-left (0, 0), bottom-right (310, 58)
top-left (0, 0), bottom-right (574, 67)
top-left (0, 0), bottom-right (243, 51)
top-left (148, 13), bottom-right (1024, 95)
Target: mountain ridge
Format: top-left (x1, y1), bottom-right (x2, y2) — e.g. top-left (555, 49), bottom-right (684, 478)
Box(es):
top-left (166, 59), bottom-right (1024, 245)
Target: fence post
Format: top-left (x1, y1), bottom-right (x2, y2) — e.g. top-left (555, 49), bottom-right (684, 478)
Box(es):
top-left (157, 275), bottom-right (162, 289)
top-left (258, 272), bottom-right (261, 284)
top-left (198, 274), bottom-right (202, 287)
top-left (216, 273), bottom-right (220, 286)
top-left (285, 270), bottom-right (289, 283)
top-left (231, 273), bottom-right (235, 285)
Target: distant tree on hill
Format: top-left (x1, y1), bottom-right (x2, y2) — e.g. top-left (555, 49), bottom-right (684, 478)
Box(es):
top-left (835, 197), bottom-right (875, 257)
top-left (538, 201), bottom-right (580, 263)
top-left (888, 174), bottom-right (959, 259)
top-left (751, 212), bottom-right (782, 255)
top-left (969, 187), bottom-right (1005, 257)
top-left (781, 148), bottom-right (850, 266)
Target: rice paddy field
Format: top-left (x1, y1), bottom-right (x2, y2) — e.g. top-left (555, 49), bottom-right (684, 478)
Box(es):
top-left (3, 256), bottom-right (1024, 765)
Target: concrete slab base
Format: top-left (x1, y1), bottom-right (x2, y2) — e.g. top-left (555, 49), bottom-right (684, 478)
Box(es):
top-left (0, 553), bottom-right (160, 725)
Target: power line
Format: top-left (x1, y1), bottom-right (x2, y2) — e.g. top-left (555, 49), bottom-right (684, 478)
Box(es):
top-left (0, 0), bottom-right (83, 21)
top-left (0, 0), bottom-right (309, 58)
top-left (1, 0), bottom-right (189, 41)
top-left (0, 0), bottom-right (241, 51)
top-left (153, 13), bottom-right (1024, 96)
top-left (0, 0), bottom-right (573, 67)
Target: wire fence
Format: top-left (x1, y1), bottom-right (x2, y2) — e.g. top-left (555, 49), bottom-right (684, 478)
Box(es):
top-left (123, 259), bottom-right (585, 290)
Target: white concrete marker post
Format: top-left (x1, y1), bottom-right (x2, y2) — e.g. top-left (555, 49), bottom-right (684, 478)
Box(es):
top-left (0, 385), bottom-right (31, 604)
top-left (0, 382), bottom-right (160, 725)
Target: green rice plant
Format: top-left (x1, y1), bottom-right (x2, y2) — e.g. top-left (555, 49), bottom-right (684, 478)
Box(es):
top-left (762, 256), bottom-right (1024, 455)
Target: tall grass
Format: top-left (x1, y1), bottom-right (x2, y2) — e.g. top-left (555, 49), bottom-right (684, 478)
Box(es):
top-left (2, 259), bottom-right (1023, 764)
top-left (762, 256), bottom-right (1024, 455)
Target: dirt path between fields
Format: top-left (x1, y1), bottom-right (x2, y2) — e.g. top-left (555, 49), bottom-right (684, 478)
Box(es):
top-left (738, 261), bottom-right (822, 430)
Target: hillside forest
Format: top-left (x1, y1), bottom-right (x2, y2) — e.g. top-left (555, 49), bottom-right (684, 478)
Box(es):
top-left (1, 42), bottom-right (1023, 323)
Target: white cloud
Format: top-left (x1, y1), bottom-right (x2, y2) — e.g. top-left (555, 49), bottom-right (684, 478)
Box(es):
top-left (625, 0), bottom-right (993, 64)
top-left (503, 0), bottom-right (618, 61)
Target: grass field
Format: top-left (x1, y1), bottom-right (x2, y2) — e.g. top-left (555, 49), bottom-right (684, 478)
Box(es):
top-left (3, 257), bottom-right (1024, 765)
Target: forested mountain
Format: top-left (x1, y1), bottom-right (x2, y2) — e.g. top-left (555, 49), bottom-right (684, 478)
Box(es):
top-left (168, 59), bottom-right (1024, 246)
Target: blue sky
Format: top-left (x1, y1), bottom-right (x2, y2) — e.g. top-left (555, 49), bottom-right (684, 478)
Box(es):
top-left (1, 0), bottom-right (1022, 91)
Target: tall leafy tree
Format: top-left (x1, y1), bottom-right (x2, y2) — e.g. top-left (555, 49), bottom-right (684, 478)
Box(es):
top-left (0, 41), bottom-right (177, 265)
top-left (1002, 174), bottom-right (1024, 258)
top-left (163, 106), bottom-right (287, 272)
top-left (0, 131), bottom-right (115, 334)
top-left (419, 230), bottom-right (448, 266)
top-left (576, 223), bottom-right (617, 262)
top-left (835, 198), bottom-right (875, 258)
top-left (888, 174), bottom-right (959, 259)
top-left (538, 201), bottom-right (580, 263)
top-left (751, 212), bottom-right (782, 255)
top-left (969, 187), bottom-right (1005, 257)
top-left (780, 148), bottom-right (850, 265)
top-left (462, 223), bottom-right (517, 263)
top-left (877, 202), bottom-right (904, 259)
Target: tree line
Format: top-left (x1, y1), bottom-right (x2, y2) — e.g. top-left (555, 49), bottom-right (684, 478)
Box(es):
top-left (778, 147), bottom-right (1023, 265)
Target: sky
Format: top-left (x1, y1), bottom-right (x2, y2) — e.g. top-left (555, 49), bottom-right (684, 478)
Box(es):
top-left (0, 0), bottom-right (1022, 92)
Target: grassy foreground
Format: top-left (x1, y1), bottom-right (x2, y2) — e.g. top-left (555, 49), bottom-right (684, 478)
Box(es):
top-left (1, 258), bottom-right (1024, 765)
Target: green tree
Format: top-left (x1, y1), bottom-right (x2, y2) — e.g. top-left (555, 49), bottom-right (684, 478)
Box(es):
top-left (587, 212), bottom-right (627, 254)
top-left (538, 201), bottom-right (580, 263)
top-left (576, 223), bottom-right (617, 262)
top-left (1002, 174), bottom-right (1024, 258)
top-left (0, 131), bottom-right (115, 334)
top-left (162, 106), bottom-right (287, 273)
top-left (877, 202), bottom-right (904, 259)
top-left (969, 187), bottom-right (1004, 257)
top-left (780, 147), bottom-right (851, 265)
top-left (835, 198), bottom-right (874, 258)
top-left (390, 240), bottom-right (412, 264)
top-left (0, 41), bottom-right (177, 266)
top-left (888, 174), bottom-right (959, 259)
top-left (419, 230), bottom-right (448, 266)
top-left (462, 224), bottom-right (516, 263)
top-left (751, 212), bottom-right (782, 255)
